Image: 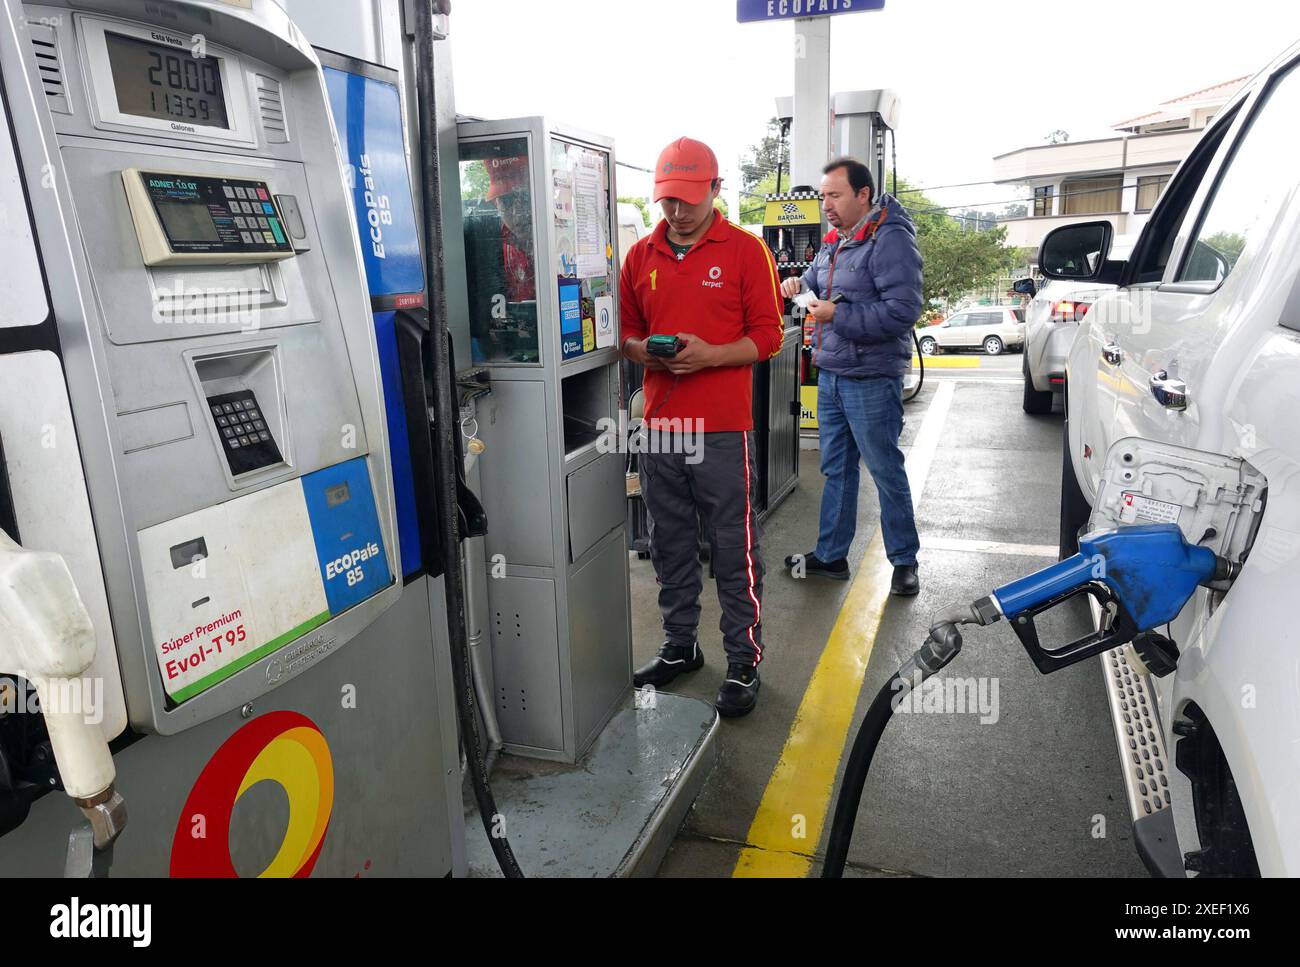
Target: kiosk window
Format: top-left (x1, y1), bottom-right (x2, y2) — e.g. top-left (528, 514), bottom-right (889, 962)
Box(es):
top-left (460, 138), bottom-right (539, 365)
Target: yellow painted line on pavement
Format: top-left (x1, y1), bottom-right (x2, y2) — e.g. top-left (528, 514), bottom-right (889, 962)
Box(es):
top-left (912, 355), bottom-right (979, 368)
top-left (732, 532), bottom-right (892, 877)
top-left (734, 381), bottom-right (956, 877)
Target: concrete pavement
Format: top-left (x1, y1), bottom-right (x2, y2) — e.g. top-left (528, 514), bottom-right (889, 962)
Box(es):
top-left (633, 352), bottom-right (1148, 877)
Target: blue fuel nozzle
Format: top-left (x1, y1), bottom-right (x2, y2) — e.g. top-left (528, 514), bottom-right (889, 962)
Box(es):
top-left (990, 523), bottom-right (1222, 674)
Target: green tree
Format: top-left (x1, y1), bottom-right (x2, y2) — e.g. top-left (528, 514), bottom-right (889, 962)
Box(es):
top-left (919, 224), bottom-right (1020, 311)
top-left (893, 177), bottom-right (1020, 314)
top-left (460, 159), bottom-right (490, 199)
top-left (740, 118), bottom-right (790, 193)
top-left (1202, 230), bottom-right (1247, 268)
top-left (739, 171), bottom-right (781, 225)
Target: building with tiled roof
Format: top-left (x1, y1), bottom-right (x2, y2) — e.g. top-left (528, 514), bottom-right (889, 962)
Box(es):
top-left (992, 78), bottom-right (1246, 250)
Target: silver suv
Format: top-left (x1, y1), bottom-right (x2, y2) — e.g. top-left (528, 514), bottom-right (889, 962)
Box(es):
top-left (1021, 237), bottom-right (1136, 414)
top-left (916, 306), bottom-right (1024, 356)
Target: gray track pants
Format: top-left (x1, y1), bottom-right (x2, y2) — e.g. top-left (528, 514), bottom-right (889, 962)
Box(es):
top-left (639, 430), bottom-right (765, 668)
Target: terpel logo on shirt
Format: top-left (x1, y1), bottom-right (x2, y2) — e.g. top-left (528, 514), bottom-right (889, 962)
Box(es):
top-left (702, 266), bottom-right (723, 289)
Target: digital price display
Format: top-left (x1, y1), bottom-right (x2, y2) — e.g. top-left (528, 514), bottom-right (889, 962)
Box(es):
top-left (104, 31), bottom-right (229, 129)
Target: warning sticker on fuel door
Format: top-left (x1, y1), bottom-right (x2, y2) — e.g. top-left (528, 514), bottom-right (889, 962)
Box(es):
top-left (1121, 492), bottom-right (1181, 525)
top-left (138, 457), bottom-right (391, 704)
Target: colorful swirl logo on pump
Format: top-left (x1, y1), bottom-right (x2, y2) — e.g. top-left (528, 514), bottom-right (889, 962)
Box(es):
top-left (170, 711), bottom-right (334, 878)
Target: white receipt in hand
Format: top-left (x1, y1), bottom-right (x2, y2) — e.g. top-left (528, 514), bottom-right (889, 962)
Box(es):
top-left (792, 290), bottom-right (817, 310)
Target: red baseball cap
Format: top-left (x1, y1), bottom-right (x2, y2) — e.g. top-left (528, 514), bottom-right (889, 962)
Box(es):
top-left (486, 156), bottom-right (528, 201)
top-left (653, 137), bottom-right (719, 205)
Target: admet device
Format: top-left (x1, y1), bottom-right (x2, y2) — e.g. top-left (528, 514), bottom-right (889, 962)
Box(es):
top-left (122, 167), bottom-right (295, 266)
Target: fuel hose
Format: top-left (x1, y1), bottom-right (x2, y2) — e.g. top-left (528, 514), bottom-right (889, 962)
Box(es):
top-left (904, 329), bottom-right (924, 403)
top-left (413, 0), bottom-right (522, 878)
top-left (822, 614), bottom-right (971, 877)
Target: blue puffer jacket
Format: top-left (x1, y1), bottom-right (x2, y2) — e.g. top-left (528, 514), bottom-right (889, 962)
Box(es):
top-left (800, 193), bottom-right (923, 378)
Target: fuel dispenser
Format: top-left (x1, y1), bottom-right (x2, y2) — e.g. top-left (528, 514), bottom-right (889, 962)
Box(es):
top-left (0, 0), bottom-right (460, 876)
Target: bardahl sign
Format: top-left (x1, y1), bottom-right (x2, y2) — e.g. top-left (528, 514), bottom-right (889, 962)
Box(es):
top-left (736, 0), bottom-right (885, 23)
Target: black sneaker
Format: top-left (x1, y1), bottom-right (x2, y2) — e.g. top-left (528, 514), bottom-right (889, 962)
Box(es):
top-left (715, 663), bottom-right (761, 718)
top-left (890, 564), bottom-right (920, 597)
top-left (633, 641), bottom-right (704, 688)
top-left (784, 551), bottom-right (850, 581)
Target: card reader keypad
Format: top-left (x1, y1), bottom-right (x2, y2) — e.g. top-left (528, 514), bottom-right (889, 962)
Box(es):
top-left (207, 390), bottom-right (282, 476)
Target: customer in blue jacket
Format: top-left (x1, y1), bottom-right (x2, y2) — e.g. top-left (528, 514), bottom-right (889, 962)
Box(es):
top-left (782, 157), bottom-right (922, 595)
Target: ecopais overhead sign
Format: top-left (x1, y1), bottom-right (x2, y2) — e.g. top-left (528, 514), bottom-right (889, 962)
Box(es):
top-left (736, 0), bottom-right (885, 23)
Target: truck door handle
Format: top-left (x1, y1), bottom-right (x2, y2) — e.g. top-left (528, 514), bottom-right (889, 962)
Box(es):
top-left (1101, 342), bottom-right (1124, 366)
top-left (1149, 370), bottom-right (1188, 411)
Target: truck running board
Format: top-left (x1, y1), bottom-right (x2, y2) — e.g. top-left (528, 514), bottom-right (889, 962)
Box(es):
top-left (1098, 642), bottom-right (1184, 876)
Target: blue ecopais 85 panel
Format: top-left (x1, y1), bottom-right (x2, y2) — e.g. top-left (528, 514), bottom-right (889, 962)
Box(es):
top-left (323, 54), bottom-right (431, 581)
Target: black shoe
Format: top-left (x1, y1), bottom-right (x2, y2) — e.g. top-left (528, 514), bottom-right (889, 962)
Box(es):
top-left (890, 564), bottom-right (920, 596)
top-left (633, 641), bottom-right (704, 688)
top-left (715, 663), bottom-right (760, 718)
top-left (784, 551), bottom-right (850, 581)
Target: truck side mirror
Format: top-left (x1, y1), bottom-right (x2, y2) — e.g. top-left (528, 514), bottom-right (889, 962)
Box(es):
top-left (1012, 278), bottom-right (1037, 297)
top-left (1039, 221), bottom-right (1113, 282)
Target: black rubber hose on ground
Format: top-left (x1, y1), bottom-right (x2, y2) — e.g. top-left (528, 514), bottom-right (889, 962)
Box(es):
top-left (413, 0), bottom-right (522, 878)
top-left (904, 329), bottom-right (924, 402)
top-left (821, 672), bottom-right (903, 878)
top-left (823, 618), bottom-right (970, 877)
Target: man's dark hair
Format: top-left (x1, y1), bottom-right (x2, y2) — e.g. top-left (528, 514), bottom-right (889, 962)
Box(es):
top-left (823, 157), bottom-right (875, 200)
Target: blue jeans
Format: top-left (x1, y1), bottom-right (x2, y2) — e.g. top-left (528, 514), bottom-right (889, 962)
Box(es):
top-left (814, 372), bottom-right (920, 566)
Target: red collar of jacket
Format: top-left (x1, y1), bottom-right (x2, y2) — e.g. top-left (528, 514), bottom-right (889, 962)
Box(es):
top-left (823, 205), bottom-right (889, 246)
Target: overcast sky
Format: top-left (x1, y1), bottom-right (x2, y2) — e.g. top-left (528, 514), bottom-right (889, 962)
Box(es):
top-left (449, 1), bottom-right (1298, 216)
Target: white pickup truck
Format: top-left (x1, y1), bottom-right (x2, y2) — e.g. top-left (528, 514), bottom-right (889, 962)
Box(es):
top-left (1044, 39), bottom-right (1300, 877)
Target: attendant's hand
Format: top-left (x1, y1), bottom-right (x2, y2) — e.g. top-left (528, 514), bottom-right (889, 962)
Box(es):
top-left (807, 298), bottom-right (836, 323)
top-left (622, 337), bottom-right (667, 371)
top-left (663, 333), bottom-right (717, 375)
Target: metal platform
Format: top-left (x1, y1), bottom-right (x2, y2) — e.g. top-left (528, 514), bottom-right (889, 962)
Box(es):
top-left (1099, 644), bottom-right (1184, 876)
top-left (463, 691), bottom-right (719, 877)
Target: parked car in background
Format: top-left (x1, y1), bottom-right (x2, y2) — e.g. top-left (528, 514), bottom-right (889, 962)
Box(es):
top-left (617, 203), bottom-right (650, 263)
top-left (1046, 38), bottom-right (1300, 877)
top-left (916, 306), bottom-right (1024, 356)
top-left (1020, 236), bottom-right (1136, 414)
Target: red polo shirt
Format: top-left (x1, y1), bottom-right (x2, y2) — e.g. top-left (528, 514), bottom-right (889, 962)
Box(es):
top-left (620, 212), bottom-right (784, 432)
